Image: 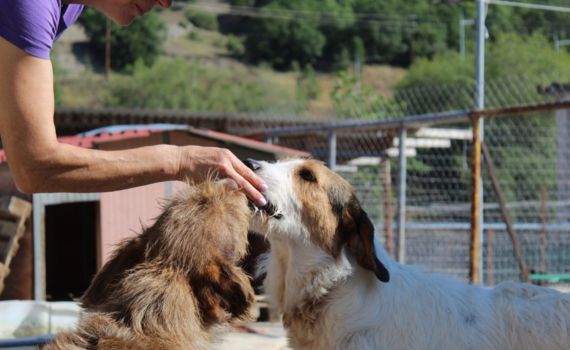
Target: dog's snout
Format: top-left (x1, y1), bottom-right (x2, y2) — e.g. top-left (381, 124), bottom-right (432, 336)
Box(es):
top-left (242, 158), bottom-right (261, 171)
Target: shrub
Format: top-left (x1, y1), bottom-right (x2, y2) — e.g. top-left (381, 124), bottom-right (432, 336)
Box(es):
top-left (295, 65), bottom-right (321, 112)
top-left (331, 71), bottom-right (400, 119)
top-left (188, 30), bottom-right (201, 41)
top-left (226, 35), bottom-right (245, 57)
top-left (185, 8), bottom-right (218, 31)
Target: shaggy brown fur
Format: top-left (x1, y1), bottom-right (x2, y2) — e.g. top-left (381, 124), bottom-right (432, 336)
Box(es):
top-left (44, 180), bottom-right (255, 350)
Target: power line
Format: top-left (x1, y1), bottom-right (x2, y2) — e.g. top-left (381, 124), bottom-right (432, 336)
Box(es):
top-left (185, 3), bottom-right (444, 29)
top-left (485, 0), bottom-right (570, 13)
top-left (190, 3), bottom-right (424, 22)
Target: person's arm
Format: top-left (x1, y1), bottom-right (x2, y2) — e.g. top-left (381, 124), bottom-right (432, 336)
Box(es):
top-left (0, 37), bottom-right (267, 205)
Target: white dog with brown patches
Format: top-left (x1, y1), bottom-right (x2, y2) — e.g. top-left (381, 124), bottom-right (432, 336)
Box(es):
top-left (246, 159), bottom-right (570, 350)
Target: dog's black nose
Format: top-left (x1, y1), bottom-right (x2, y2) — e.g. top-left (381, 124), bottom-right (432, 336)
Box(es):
top-left (242, 158), bottom-right (261, 171)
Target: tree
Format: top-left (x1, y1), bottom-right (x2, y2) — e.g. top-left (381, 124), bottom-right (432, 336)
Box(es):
top-left (350, 0), bottom-right (453, 66)
top-left (80, 8), bottom-right (166, 71)
top-left (233, 0), bottom-right (460, 69)
top-left (242, 0), bottom-right (329, 70)
top-left (393, 33), bottom-right (570, 212)
top-left (228, 0), bottom-right (570, 70)
top-left (395, 33), bottom-right (570, 114)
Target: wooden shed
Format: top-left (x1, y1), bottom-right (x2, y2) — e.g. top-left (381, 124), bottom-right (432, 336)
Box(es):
top-left (0, 126), bottom-right (310, 301)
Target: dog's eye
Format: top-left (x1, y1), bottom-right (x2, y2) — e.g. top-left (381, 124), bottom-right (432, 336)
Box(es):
top-left (299, 168), bottom-right (317, 182)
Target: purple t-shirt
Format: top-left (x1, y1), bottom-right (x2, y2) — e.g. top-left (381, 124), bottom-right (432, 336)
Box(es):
top-left (0, 0), bottom-right (83, 59)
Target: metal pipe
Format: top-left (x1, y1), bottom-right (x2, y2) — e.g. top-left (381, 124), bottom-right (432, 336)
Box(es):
top-left (33, 194), bottom-right (46, 301)
top-left (473, 0), bottom-right (486, 285)
top-left (264, 110), bottom-right (470, 137)
top-left (262, 101), bottom-right (570, 138)
top-left (397, 127), bottom-right (407, 263)
top-left (327, 131), bottom-right (337, 170)
top-left (52, 102), bottom-right (570, 139)
top-left (382, 158), bottom-right (394, 257)
top-left (459, 10), bottom-right (474, 58)
top-left (0, 335), bottom-right (55, 347)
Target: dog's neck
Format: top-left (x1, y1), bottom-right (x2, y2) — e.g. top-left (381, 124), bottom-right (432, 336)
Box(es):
top-left (264, 235), bottom-right (397, 312)
top-left (265, 236), bottom-right (352, 312)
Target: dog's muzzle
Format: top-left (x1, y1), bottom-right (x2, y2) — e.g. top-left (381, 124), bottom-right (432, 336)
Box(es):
top-left (248, 199), bottom-right (283, 220)
top-left (242, 158), bottom-right (283, 220)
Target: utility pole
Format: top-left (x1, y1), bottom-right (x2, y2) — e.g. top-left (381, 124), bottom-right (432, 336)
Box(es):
top-left (354, 51), bottom-right (361, 96)
top-left (105, 18), bottom-right (111, 80)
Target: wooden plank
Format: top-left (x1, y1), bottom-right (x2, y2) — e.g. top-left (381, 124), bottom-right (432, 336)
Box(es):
top-left (0, 196), bottom-right (32, 223)
top-left (0, 241), bottom-right (8, 261)
top-left (0, 220), bottom-right (19, 241)
top-left (0, 197), bottom-right (32, 295)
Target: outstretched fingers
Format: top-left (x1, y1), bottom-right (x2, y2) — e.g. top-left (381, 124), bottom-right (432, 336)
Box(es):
top-left (225, 157), bottom-right (267, 207)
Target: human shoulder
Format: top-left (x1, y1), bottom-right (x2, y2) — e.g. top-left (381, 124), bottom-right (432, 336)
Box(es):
top-left (0, 0), bottom-right (82, 59)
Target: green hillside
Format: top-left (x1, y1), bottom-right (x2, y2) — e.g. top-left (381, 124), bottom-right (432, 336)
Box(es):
top-left (51, 0), bottom-right (570, 117)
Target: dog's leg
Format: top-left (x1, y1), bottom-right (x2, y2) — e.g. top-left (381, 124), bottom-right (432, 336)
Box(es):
top-left (216, 263), bottom-right (256, 318)
top-left (190, 257), bottom-right (255, 326)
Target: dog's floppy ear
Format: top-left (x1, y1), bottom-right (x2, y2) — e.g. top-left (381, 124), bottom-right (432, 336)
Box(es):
top-left (342, 199), bottom-right (390, 283)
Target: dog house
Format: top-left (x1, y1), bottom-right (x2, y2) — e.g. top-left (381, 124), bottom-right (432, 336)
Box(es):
top-left (0, 125), bottom-right (310, 301)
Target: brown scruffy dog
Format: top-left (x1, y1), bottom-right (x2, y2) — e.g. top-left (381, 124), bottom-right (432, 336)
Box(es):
top-left (44, 180), bottom-right (255, 350)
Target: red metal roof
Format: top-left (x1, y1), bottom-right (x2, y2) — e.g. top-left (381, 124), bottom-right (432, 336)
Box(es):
top-left (185, 128), bottom-right (310, 157)
top-left (0, 127), bottom-right (309, 164)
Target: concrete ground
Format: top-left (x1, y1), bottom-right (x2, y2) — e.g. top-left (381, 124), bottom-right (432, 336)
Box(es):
top-left (0, 322), bottom-right (290, 350)
top-left (216, 322), bottom-right (290, 350)
top-left (1, 301), bottom-right (290, 349)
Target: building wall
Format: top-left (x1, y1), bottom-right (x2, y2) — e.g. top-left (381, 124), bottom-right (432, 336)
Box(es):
top-left (99, 183), bottom-right (166, 265)
top-left (98, 181), bottom-right (194, 265)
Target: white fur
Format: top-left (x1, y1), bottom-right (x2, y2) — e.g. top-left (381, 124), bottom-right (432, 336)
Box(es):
top-left (253, 160), bottom-right (570, 350)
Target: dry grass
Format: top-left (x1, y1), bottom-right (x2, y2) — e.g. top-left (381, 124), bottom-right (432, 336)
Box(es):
top-left (306, 66), bottom-right (407, 116)
top-left (53, 6), bottom-right (408, 115)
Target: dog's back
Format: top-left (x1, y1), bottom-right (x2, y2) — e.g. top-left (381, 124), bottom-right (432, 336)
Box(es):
top-left (45, 180), bottom-right (255, 350)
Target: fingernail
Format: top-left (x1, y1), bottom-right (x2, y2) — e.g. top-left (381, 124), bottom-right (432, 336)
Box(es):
top-left (257, 197), bottom-right (267, 207)
top-left (259, 183), bottom-right (269, 192)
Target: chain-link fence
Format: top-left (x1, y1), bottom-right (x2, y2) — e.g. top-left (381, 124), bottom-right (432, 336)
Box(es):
top-left (263, 76), bottom-right (570, 287)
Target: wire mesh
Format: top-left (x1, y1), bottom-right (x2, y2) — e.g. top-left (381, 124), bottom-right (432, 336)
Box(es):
top-left (268, 77), bottom-right (570, 286)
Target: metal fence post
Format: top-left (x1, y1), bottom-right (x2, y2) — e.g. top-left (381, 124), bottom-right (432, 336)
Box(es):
top-left (472, 0), bottom-right (486, 284)
top-left (469, 115), bottom-right (482, 284)
top-left (327, 131), bottom-right (337, 170)
top-left (32, 194), bottom-right (46, 301)
top-left (397, 126), bottom-right (407, 263)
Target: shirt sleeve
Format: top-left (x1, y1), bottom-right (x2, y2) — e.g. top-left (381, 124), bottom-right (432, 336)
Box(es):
top-left (0, 0), bottom-right (60, 59)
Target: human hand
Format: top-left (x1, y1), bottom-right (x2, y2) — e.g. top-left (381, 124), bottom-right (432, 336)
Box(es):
top-left (177, 146), bottom-right (268, 207)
